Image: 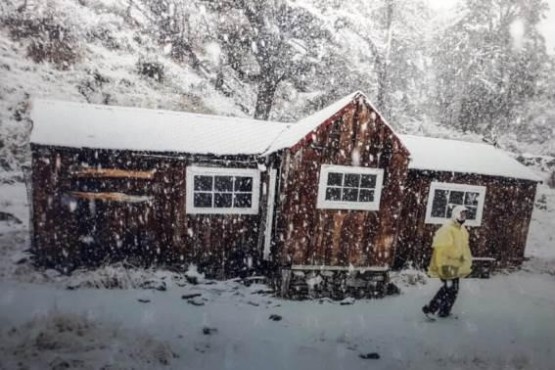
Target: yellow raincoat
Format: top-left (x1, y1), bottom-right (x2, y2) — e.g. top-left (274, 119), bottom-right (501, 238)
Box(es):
top-left (427, 220), bottom-right (473, 279)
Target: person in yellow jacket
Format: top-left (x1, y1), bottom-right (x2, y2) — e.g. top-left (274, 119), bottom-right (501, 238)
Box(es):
top-left (422, 205), bottom-right (473, 318)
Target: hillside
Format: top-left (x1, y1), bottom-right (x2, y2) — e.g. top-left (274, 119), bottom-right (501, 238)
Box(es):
top-left (0, 0), bottom-right (554, 179)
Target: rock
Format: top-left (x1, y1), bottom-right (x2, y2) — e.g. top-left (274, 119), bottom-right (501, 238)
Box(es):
top-left (269, 314), bottom-right (282, 321)
top-left (137, 298), bottom-right (150, 303)
top-left (359, 352), bottom-right (380, 360)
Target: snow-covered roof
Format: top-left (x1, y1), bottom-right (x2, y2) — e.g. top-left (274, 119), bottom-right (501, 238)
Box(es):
top-left (30, 98), bottom-right (541, 182)
top-left (399, 135), bottom-right (541, 182)
top-left (263, 91), bottom-right (363, 154)
top-left (30, 99), bottom-right (291, 155)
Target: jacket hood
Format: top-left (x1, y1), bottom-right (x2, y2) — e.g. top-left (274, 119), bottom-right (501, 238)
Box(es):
top-left (451, 205), bottom-right (468, 221)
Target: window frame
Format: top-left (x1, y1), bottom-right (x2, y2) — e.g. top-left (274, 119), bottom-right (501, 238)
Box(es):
top-left (186, 166), bottom-right (260, 215)
top-left (425, 182), bottom-right (487, 227)
top-left (316, 165), bottom-right (384, 211)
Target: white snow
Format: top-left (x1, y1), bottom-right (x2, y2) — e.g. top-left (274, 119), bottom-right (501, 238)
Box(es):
top-left (0, 267), bottom-right (554, 369)
top-left (0, 177), bottom-right (29, 232)
top-left (30, 99), bottom-right (291, 155)
top-left (0, 179), bottom-right (554, 369)
top-left (0, 312), bottom-right (177, 369)
top-left (399, 134), bottom-right (542, 181)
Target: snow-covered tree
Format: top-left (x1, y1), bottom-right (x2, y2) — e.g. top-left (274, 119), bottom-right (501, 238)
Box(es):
top-left (206, 0), bottom-right (336, 120)
top-left (431, 0), bottom-right (550, 134)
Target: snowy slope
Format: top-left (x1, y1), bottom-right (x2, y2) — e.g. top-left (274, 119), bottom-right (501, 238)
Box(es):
top-left (0, 0), bottom-right (251, 170)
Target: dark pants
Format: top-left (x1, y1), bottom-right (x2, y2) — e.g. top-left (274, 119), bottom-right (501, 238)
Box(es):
top-left (427, 278), bottom-right (459, 316)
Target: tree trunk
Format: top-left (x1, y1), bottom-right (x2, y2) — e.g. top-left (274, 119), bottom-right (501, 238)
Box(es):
top-left (376, 55), bottom-right (387, 112)
top-left (377, 0), bottom-right (394, 115)
top-left (254, 77), bottom-right (280, 120)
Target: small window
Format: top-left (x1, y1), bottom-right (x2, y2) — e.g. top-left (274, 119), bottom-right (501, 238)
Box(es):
top-left (186, 167), bottom-right (260, 214)
top-left (425, 182), bottom-right (486, 226)
top-left (317, 165), bottom-right (384, 211)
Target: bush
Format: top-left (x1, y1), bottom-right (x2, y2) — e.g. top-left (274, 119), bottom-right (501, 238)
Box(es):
top-left (136, 56), bottom-right (165, 83)
top-left (4, 14), bottom-right (79, 70)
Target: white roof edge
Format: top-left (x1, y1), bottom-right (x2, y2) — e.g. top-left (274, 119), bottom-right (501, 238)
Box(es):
top-left (399, 134), bottom-right (542, 182)
top-left (30, 98), bottom-right (289, 128)
top-left (30, 99), bottom-right (291, 155)
top-left (262, 91), bottom-right (381, 155)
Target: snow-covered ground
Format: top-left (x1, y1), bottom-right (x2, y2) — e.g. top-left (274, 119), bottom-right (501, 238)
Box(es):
top-left (1, 179), bottom-right (554, 369)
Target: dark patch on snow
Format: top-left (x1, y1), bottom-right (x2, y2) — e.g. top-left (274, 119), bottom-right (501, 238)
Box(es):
top-left (137, 298), bottom-right (151, 303)
top-left (0, 211), bottom-right (22, 224)
top-left (359, 352), bottom-right (380, 360)
top-left (269, 314), bottom-right (282, 321)
top-left (386, 282), bottom-right (401, 295)
top-left (187, 298), bottom-right (204, 307)
top-left (185, 275), bottom-right (199, 285)
top-left (202, 327), bottom-right (218, 335)
top-left (181, 293), bottom-right (202, 300)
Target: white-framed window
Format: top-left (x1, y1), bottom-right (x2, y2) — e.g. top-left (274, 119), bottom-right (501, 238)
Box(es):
top-left (425, 182), bottom-right (486, 227)
top-left (316, 165), bottom-right (384, 211)
top-left (186, 166), bottom-right (260, 215)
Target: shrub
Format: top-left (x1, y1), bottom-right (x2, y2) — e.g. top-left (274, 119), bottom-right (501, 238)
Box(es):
top-left (4, 14), bottom-right (79, 70)
top-left (136, 56), bottom-right (165, 83)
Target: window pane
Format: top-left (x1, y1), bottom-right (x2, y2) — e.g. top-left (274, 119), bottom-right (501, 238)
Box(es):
top-left (342, 188), bottom-right (359, 201)
top-left (466, 206), bottom-right (477, 220)
top-left (449, 191), bottom-right (464, 205)
top-left (235, 176), bottom-right (253, 192)
top-left (325, 187), bottom-right (341, 201)
top-left (359, 189), bottom-right (374, 202)
top-left (327, 172), bottom-right (343, 186)
top-left (234, 194), bottom-right (252, 208)
top-left (465, 192), bottom-right (480, 206)
top-left (431, 189), bottom-right (448, 218)
top-left (361, 174), bottom-right (376, 189)
top-left (344, 174), bottom-right (360, 188)
top-left (194, 176), bottom-right (213, 191)
top-left (194, 193), bottom-right (212, 207)
top-left (215, 176), bottom-right (233, 192)
top-left (214, 193), bottom-right (232, 208)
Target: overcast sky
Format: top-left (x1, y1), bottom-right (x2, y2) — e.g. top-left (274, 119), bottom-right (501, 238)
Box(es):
top-left (427, 0), bottom-right (555, 54)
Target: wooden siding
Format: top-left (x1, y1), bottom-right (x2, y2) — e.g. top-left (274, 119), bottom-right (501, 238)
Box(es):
top-left (30, 145), bottom-right (268, 278)
top-left (394, 170), bottom-right (537, 269)
top-left (274, 98), bottom-right (410, 268)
